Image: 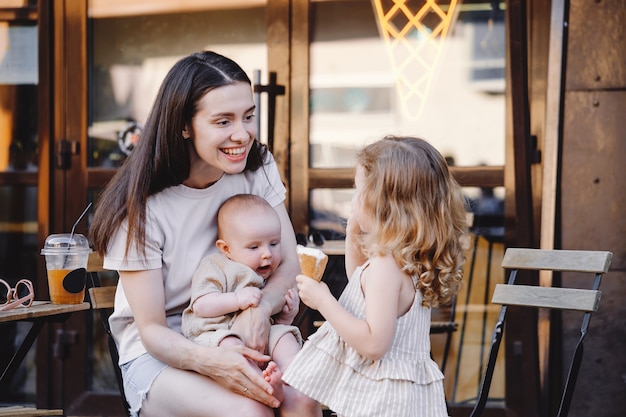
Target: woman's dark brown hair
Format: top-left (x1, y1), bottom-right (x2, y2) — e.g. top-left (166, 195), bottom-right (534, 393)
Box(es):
top-left (90, 51), bottom-right (268, 258)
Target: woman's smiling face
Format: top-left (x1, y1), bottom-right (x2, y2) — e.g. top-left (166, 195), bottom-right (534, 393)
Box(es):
top-left (184, 82), bottom-right (257, 187)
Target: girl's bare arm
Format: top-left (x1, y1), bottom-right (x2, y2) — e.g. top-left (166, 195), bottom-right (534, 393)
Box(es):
top-left (297, 255), bottom-right (403, 361)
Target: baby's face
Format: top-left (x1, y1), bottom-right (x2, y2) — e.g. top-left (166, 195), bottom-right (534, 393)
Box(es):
top-left (220, 212), bottom-right (282, 280)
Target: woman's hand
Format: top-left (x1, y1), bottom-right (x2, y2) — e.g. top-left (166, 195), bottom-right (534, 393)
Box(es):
top-left (196, 343), bottom-right (281, 408)
top-left (295, 275), bottom-right (333, 311)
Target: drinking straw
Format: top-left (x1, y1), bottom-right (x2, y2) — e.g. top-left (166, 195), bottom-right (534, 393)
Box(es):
top-left (62, 202), bottom-right (92, 269)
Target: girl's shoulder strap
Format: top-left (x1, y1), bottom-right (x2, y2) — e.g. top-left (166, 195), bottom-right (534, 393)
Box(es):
top-left (348, 259), bottom-right (370, 282)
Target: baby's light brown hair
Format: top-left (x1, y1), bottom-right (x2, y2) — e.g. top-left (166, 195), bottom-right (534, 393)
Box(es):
top-left (217, 194), bottom-right (279, 241)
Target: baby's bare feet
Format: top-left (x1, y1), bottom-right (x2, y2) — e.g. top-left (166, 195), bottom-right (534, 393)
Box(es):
top-left (263, 361), bottom-right (284, 405)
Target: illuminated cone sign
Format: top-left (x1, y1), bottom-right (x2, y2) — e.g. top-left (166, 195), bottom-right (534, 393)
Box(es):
top-left (372, 0), bottom-right (458, 120)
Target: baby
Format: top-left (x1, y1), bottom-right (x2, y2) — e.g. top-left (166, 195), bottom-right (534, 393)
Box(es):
top-left (182, 194), bottom-right (302, 404)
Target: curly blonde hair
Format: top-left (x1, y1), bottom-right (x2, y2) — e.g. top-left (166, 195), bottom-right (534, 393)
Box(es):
top-left (356, 136), bottom-right (468, 308)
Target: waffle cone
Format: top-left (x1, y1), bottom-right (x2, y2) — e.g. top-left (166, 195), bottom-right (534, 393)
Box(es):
top-left (297, 245), bottom-right (328, 282)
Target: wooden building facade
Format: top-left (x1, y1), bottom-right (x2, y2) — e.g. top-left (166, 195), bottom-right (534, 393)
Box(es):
top-left (0, 1), bottom-right (623, 416)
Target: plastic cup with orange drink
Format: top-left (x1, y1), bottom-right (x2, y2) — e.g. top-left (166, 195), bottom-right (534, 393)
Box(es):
top-left (41, 234), bottom-right (92, 304)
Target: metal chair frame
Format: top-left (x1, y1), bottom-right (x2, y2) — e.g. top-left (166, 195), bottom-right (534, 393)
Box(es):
top-left (469, 248), bottom-right (612, 417)
top-left (87, 254), bottom-right (131, 417)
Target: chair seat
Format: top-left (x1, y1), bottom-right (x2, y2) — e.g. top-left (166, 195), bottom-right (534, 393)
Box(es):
top-left (314, 319), bottom-right (458, 334)
top-left (429, 321), bottom-right (458, 334)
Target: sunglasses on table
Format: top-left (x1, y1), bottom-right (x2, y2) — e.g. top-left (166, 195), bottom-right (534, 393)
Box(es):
top-left (0, 278), bottom-right (34, 311)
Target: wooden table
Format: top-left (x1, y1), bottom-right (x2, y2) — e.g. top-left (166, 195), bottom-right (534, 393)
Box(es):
top-left (0, 301), bottom-right (89, 323)
top-left (0, 301), bottom-right (90, 387)
top-left (0, 406), bottom-right (63, 416)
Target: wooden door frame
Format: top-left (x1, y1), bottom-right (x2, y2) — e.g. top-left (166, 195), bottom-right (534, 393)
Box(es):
top-left (36, 0), bottom-right (91, 411)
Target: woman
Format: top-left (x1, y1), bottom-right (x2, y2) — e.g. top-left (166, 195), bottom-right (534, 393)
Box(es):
top-left (90, 51), bottom-right (320, 417)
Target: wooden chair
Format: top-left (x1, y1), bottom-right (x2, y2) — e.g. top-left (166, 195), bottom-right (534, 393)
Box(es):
top-left (86, 253), bottom-right (130, 417)
top-left (469, 248), bottom-right (612, 417)
top-left (451, 212), bottom-right (505, 402)
top-left (429, 294), bottom-right (458, 374)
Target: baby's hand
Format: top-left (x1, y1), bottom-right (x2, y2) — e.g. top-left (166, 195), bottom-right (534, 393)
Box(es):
top-left (235, 287), bottom-right (262, 310)
top-left (273, 288), bottom-right (299, 325)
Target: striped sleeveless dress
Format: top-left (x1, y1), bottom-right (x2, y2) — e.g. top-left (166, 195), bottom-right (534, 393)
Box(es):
top-left (282, 262), bottom-right (449, 417)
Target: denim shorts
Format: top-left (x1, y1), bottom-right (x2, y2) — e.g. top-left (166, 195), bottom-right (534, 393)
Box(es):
top-left (121, 353), bottom-right (168, 417)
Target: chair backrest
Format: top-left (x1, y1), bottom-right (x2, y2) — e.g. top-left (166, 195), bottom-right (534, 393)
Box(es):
top-left (429, 295), bottom-right (458, 374)
top-left (88, 286), bottom-right (116, 310)
top-left (469, 248), bottom-right (612, 417)
top-left (87, 252), bottom-right (130, 417)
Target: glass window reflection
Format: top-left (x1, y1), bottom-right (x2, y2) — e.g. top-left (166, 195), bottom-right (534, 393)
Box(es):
top-left (0, 22), bottom-right (38, 173)
top-left (310, 1), bottom-right (505, 169)
top-left (87, 6), bottom-right (268, 168)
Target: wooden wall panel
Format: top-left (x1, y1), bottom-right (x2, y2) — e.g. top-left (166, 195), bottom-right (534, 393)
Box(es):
top-left (559, 2), bottom-right (626, 416)
top-left (561, 89), bottom-right (626, 415)
top-left (564, 270), bottom-right (626, 415)
top-left (566, 1), bottom-right (626, 89)
top-left (267, 0), bottom-right (291, 189)
top-left (289, 0), bottom-right (310, 235)
top-left (561, 93), bottom-right (626, 266)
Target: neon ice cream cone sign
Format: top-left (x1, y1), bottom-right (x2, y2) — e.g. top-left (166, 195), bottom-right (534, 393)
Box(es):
top-left (372, 0), bottom-right (458, 120)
